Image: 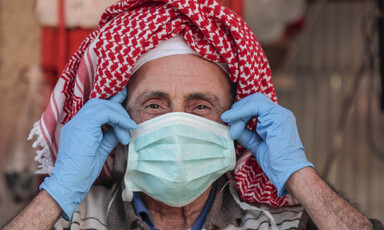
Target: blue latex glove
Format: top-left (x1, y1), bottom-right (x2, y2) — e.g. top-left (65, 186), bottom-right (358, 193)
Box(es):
top-left (221, 93), bottom-right (313, 197)
top-left (40, 89), bottom-right (137, 220)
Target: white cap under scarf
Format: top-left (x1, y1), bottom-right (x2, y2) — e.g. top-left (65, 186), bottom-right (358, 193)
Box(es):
top-left (131, 35), bottom-right (228, 75)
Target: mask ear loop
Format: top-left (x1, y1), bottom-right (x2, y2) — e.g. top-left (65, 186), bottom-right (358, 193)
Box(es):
top-left (220, 181), bottom-right (231, 193)
top-left (122, 137), bottom-right (134, 202)
top-left (122, 188), bottom-right (134, 202)
top-left (228, 181), bottom-right (278, 230)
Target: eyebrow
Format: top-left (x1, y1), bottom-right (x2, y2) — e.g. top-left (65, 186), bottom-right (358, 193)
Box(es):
top-left (136, 91), bottom-right (170, 104)
top-left (129, 91), bottom-right (170, 111)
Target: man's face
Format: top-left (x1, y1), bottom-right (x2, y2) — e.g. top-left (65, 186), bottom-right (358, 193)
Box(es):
top-left (126, 54), bottom-right (231, 124)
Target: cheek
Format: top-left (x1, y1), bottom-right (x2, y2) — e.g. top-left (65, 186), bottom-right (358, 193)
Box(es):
top-left (128, 110), bottom-right (145, 124)
top-left (127, 109), bottom-right (159, 124)
top-left (213, 114), bottom-right (226, 125)
top-left (216, 94), bottom-right (231, 125)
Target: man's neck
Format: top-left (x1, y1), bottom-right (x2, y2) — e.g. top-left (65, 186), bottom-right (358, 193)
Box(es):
top-left (140, 186), bottom-right (212, 230)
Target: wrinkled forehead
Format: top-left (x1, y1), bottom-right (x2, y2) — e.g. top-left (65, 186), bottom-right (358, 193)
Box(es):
top-left (125, 53), bottom-right (236, 107)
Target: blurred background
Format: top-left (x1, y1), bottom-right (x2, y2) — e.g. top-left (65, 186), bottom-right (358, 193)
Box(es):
top-left (0, 0), bottom-right (383, 226)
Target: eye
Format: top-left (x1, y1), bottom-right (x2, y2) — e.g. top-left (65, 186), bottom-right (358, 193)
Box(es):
top-left (196, 104), bottom-right (209, 110)
top-left (141, 99), bottom-right (170, 117)
top-left (146, 103), bottom-right (160, 109)
top-left (187, 100), bottom-right (213, 117)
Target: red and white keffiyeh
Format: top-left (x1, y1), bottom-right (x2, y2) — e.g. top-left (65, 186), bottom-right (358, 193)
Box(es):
top-left (29, 0), bottom-right (298, 207)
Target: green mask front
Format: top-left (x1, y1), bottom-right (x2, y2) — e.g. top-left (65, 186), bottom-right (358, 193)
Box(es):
top-left (123, 112), bottom-right (236, 207)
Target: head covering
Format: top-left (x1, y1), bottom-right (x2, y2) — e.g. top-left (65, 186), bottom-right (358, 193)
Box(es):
top-left (29, 0), bottom-right (298, 207)
top-left (131, 35), bottom-right (228, 74)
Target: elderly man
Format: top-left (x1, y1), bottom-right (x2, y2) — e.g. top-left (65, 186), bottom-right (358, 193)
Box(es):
top-left (3, 0), bottom-right (383, 229)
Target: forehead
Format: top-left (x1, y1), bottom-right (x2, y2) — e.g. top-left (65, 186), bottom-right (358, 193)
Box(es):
top-left (126, 54), bottom-right (230, 100)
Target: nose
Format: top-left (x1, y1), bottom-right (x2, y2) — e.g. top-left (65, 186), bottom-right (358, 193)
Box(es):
top-left (171, 100), bottom-right (185, 113)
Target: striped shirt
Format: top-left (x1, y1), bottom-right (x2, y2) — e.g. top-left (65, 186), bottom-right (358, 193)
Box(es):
top-left (53, 174), bottom-right (305, 230)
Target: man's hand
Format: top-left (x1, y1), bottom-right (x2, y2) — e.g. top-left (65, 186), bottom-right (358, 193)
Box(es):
top-left (40, 89), bottom-right (137, 220)
top-left (221, 93), bottom-right (313, 196)
top-left (222, 93), bottom-right (374, 229)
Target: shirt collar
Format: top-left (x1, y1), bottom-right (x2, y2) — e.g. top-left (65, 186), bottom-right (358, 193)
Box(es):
top-left (132, 192), bottom-right (157, 230)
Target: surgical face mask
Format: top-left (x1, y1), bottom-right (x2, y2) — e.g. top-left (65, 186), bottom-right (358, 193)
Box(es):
top-left (123, 112), bottom-right (236, 207)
